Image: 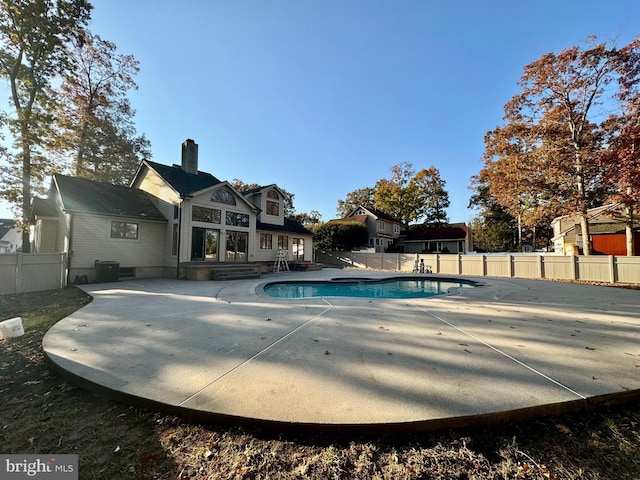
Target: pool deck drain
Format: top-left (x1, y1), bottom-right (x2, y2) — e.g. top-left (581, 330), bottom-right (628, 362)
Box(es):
top-left (43, 270), bottom-right (640, 432)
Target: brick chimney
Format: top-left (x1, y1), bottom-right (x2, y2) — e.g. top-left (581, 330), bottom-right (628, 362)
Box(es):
top-left (181, 139), bottom-right (198, 174)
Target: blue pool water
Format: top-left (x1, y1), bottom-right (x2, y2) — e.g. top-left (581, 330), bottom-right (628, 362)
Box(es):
top-left (263, 277), bottom-right (474, 299)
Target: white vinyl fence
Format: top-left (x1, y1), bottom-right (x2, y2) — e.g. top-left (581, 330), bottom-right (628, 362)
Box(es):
top-left (0, 253), bottom-right (67, 295)
top-left (316, 251), bottom-right (640, 284)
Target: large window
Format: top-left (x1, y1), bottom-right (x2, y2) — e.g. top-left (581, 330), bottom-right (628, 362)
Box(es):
top-left (226, 211), bottom-right (249, 227)
top-left (266, 200), bottom-right (279, 216)
top-left (111, 221), bottom-right (138, 239)
top-left (266, 189), bottom-right (280, 216)
top-left (211, 189), bottom-right (236, 205)
top-left (192, 206), bottom-right (221, 224)
top-left (260, 233), bottom-right (273, 249)
top-left (278, 235), bottom-right (288, 250)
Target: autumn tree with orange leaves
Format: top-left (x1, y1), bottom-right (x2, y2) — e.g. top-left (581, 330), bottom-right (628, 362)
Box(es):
top-left (479, 36), bottom-right (640, 255)
top-left (598, 37), bottom-right (640, 255)
top-left (338, 163), bottom-right (450, 226)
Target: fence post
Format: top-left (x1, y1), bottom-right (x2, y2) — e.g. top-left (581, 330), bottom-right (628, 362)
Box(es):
top-left (570, 255), bottom-right (578, 281)
top-left (482, 255), bottom-right (487, 277)
top-left (609, 256), bottom-right (616, 283)
top-left (538, 255), bottom-right (544, 279)
top-left (507, 254), bottom-right (513, 277)
top-left (457, 254), bottom-right (462, 275)
top-left (15, 252), bottom-right (23, 293)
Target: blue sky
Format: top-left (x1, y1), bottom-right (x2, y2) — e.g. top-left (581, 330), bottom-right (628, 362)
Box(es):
top-left (1, 1), bottom-right (639, 223)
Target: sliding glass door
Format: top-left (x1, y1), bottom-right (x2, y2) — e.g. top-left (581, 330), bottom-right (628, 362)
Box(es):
top-left (191, 228), bottom-right (219, 261)
top-left (226, 231), bottom-right (248, 262)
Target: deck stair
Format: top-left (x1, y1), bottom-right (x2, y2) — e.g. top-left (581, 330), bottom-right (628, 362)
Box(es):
top-left (211, 263), bottom-right (261, 281)
top-left (180, 262), bottom-right (261, 281)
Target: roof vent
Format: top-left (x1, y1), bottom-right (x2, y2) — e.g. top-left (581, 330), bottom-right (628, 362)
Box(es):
top-left (181, 139), bottom-right (198, 174)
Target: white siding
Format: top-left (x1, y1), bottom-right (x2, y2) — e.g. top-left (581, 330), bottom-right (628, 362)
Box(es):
top-left (70, 213), bottom-right (166, 269)
top-left (132, 167), bottom-right (182, 267)
top-left (33, 218), bottom-right (58, 253)
top-left (134, 168), bottom-right (180, 204)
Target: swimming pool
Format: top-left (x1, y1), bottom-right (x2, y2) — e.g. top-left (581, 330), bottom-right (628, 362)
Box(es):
top-left (263, 277), bottom-right (475, 299)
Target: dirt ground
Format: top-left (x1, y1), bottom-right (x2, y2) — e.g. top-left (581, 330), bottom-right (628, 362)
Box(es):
top-left (1, 286), bottom-right (640, 479)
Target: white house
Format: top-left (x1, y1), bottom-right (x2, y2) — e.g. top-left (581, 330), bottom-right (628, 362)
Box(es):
top-left (341, 206), bottom-right (404, 253)
top-left (31, 139), bottom-right (314, 283)
top-left (0, 219), bottom-right (22, 254)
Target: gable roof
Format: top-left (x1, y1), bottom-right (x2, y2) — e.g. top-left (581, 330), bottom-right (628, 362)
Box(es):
top-left (550, 203), bottom-right (640, 240)
top-left (342, 215), bottom-right (368, 225)
top-left (241, 184), bottom-right (281, 196)
top-left (257, 218), bottom-right (314, 236)
top-left (345, 205), bottom-right (403, 224)
top-left (31, 197), bottom-right (58, 217)
top-left (404, 226), bottom-right (469, 242)
top-left (53, 174), bottom-right (167, 221)
top-left (143, 160), bottom-right (222, 195)
top-left (0, 219), bottom-right (16, 239)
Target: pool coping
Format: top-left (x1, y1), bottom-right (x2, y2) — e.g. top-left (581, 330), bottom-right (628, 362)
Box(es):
top-left (256, 275), bottom-right (483, 300)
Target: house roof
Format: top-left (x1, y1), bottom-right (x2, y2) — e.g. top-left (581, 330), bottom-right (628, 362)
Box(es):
top-left (550, 203), bottom-right (640, 239)
top-left (53, 174), bottom-right (167, 221)
top-left (0, 219), bottom-right (16, 239)
top-left (345, 206), bottom-right (403, 224)
top-left (404, 226), bottom-right (468, 242)
top-left (31, 197), bottom-right (58, 218)
top-left (241, 184), bottom-right (281, 196)
top-left (144, 160), bottom-right (222, 195)
top-left (257, 218), bottom-right (314, 236)
top-left (342, 215), bottom-right (368, 225)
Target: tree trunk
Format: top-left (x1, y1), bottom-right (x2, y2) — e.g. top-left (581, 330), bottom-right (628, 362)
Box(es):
top-left (575, 154), bottom-right (591, 255)
top-left (579, 214), bottom-right (591, 256)
top-left (21, 135), bottom-right (31, 253)
top-left (626, 205), bottom-right (635, 256)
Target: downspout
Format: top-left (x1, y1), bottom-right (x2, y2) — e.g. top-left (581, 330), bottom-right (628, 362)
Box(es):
top-left (67, 214), bottom-right (74, 285)
top-left (175, 200), bottom-right (182, 279)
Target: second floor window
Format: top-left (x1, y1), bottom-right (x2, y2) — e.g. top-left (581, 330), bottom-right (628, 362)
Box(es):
top-left (192, 206), bottom-right (221, 224)
top-left (266, 189), bottom-right (280, 216)
top-left (266, 200), bottom-right (279, 216)
top-left (226, 212), bottom-right (249, 227)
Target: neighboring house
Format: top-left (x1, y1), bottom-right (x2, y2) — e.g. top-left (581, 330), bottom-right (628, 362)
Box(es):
top-left (342, 206), bottom-right (404, 253)
top-left (0, 219), bottom-right (22, 254)
top-left (551, 203), bottom-right (640, 255)
top-left (31, 139), bottom-right (314, 282)
top-left (402, 223), bottom-right (472, 254)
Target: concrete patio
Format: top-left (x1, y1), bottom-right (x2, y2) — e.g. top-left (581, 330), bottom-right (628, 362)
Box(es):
top-left (42, 270), bottom-right (640, 433)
